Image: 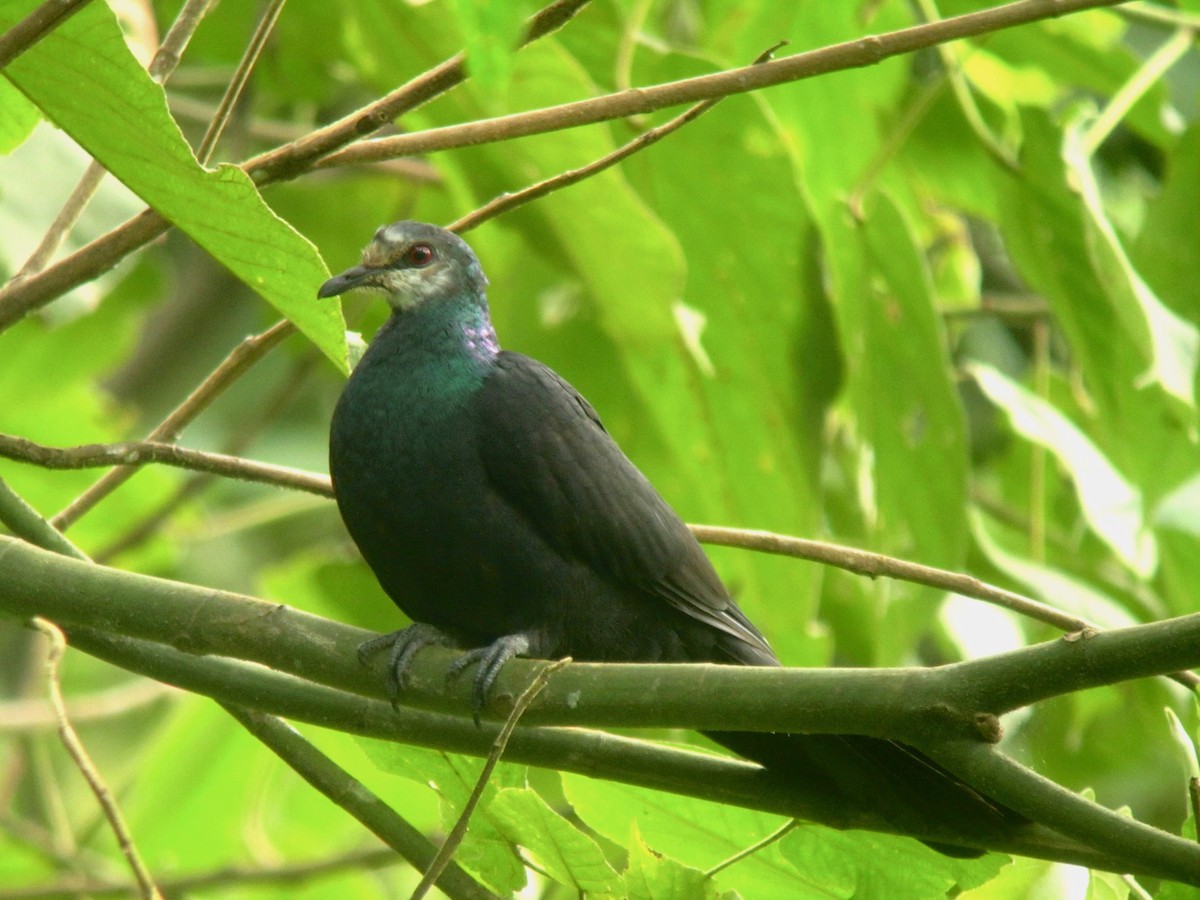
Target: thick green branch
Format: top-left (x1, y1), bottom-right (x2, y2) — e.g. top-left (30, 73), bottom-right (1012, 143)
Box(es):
top-left (2, 536), bottom-right (1195, 882)
top-left (0, 536), bottom-right (1197, 739)
top-left (66, 628), bottom-right (1174, 878)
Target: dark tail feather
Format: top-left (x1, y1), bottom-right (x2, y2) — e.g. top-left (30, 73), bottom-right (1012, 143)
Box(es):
top-left (706, 729), bottom-right (1028, 857)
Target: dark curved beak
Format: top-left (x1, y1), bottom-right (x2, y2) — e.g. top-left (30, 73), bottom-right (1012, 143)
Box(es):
top-left (318, 264), bottom-right (375, 299)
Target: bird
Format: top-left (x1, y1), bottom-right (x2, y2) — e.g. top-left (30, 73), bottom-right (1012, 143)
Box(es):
top-left (319, 220), bottom-right (1026, 854)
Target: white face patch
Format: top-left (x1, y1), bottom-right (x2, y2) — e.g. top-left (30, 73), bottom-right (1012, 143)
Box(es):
top-left (350, 221), bottom-right (489, 312)
top-left (382, 263), bottom-right (461, 311)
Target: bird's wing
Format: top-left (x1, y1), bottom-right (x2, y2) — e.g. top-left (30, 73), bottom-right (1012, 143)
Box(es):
top-left (476, 352), bottom-right (774, 660)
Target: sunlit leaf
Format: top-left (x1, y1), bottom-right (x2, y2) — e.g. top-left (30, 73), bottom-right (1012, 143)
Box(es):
top-left (969, 509), bottom-right (1139, 628)
top-left (489, 788), bottom-right (622, 894)
top-left (0, 0), bottom-right (347, 371)
top-left (1063, 113), bottom-right (1199, 414)
top-left (970, 363), bottom-right (1156, 577)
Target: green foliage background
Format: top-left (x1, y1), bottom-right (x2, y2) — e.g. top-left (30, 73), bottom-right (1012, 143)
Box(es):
top-left (1, 0), bottom-right (1199, 896)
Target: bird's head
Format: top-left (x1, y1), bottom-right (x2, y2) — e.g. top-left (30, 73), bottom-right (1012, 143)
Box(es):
top-left (317, 221), bottom-right (488, 312)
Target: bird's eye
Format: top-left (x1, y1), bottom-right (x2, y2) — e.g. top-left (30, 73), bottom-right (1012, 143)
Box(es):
top-left (404, 243), bottom-right (436, 267)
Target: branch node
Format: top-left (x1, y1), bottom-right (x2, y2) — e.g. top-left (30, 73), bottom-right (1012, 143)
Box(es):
top-left (972, 712), bottom-right (1004, 744)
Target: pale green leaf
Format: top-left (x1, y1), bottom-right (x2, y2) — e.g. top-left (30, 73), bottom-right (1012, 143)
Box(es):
top-left (449, 0), bottom-right (531, 99)
top-left (970, 363), bottom-right (1156, 576)
top-left (489, 788), bottom-right (622, 894)
top-left (624, 824), bottom-right (720, 900)
top-left (778, 824), bottom-right (1007, 899)
top-left (1063, 113), bottom-right (1199, 412)
top-left (562, 775), bottom-right (829, 897)
top-left (1152, 472), bottom-right (1200, 537)
top-left (0, 75), bottom-right (38, 154)
top-left (969, 510), bottom-right (1139, 628)
top-left (0, 0), bottom-right (347, 371)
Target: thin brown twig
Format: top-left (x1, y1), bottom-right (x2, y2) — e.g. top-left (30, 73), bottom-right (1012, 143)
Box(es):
top-left (410, 658), bottom-right (570, 900)
top-left (703, 819), bottom-right (799, 878)
top-left (0, 209), bottom-right (165, 333)
top-left (0, 433), bottom-right (331, 498)
top-left (0, 847), bottom-right (403, 900)
top-left (52, 319), bottom-right (296, 529)
top-left (448, 41), bottom-right (788, 235)
top-left (195, 0), bottom-right (287, 165)
top-left (318, 0), bottom-right (1127, 168)
top-left (29, 619), bottom-right (162, 900)
top-left (0, 0), bottom-right (96, 69)
top-left (691, 524), bottom-right (1200, 690)
top-left (0, 680), bottom-right (175, 734)
top-left (147, 0), bottom-right (215, 82)
top-left (10, 163), bottom-right (108, 284)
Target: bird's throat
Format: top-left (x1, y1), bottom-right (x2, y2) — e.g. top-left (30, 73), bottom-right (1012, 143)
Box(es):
top-left (351, 296), bottom-right (499, 423)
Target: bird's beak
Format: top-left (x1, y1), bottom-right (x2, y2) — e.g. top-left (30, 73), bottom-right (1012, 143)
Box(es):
top-left (318, 264), bottom-right (376, 299)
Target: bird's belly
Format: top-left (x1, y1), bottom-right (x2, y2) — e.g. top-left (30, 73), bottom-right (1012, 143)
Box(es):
top-left (332, 419), bottom-right (561, 636)
top-left (331, 402), bottom-right (736, 663)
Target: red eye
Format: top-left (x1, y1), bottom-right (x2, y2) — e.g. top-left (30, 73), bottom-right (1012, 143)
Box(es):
top-left (405, 243), bottom-right (435, 267)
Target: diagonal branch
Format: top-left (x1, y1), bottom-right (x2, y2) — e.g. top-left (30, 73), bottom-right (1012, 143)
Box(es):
top-left (223, 704), bottom-right (496, 900)
top-left (51, 320), bottom-right (297, 529)
top-left (0, 0), bottom-right (95, 68)
top-left (317, 0), bottom-right (1127, 167)
top-left (6, 435), bottom-right (1196, 686)
top-left (61, 626), bottom-right (1199, 884)
top-left (0, 0), bottom-right (594, 331)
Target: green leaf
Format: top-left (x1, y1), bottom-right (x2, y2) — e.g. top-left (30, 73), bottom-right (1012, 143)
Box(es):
top-left (1132, 124), bottom-right (1200, 364)
top-left (778, 825), bottom-right (1008, 899)
top-left (995, 110), bottom-right (1196, 503)
top-left (970, 363), bottom-right (1156, 576)
top-left (969, 510), bottom-right (1138, 628)
top-left (624, 824), bottom-right (721, 900)
top-left (856, 194), bottom-right (969, 569)
top-left (0, 76), bottom-right (38, 154)
top-left (357, 740), bottom-right (527, 893)
top-left (562, 775), bottom-right (819, 897)
top-left (489, 787), bottom-right (622, 894)
top-left (448, 0), bottom-right (531, 100)
top-left (1063, 113), bottom-right (1198, 414)
top-left (1153, 473), bottom-right (1200, 537)
top-left (0, 0), bottom-right (347, 371)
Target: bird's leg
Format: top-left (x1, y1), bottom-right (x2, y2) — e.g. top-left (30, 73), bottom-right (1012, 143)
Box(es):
top-left (357, 622), bottom-right (455, 705)
top-left (445, 630), bottom-right (545, 726)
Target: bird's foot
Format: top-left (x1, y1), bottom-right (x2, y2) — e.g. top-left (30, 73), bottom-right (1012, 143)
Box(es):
top-left (446, 632), bottom-right (535, 726)
top-left (357, 623), bottom-right (454, 707)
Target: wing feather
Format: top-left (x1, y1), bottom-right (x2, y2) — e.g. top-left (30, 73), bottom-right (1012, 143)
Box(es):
top-left (475, 352), bottom-right (774, 660)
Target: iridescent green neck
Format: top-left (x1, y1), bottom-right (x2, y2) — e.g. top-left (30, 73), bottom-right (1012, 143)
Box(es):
top-left (353, 290), bottom-right (499, 412)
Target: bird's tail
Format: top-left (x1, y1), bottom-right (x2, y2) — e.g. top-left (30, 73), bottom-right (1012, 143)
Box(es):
top-left (705, 729), bottom-right (1029, 857)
